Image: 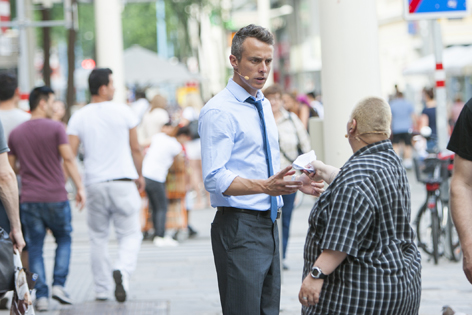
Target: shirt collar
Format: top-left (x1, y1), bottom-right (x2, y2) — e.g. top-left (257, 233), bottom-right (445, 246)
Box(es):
top-left (336, 140), bottom-right (393, 180)
top-left (352, 140), bottom-right (393, 159)
top-left (226, 78), bottom-right (265, 103)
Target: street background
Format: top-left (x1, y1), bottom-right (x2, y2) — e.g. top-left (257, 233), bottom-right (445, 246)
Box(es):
top-left (1, 170), bottom-right (470, 315)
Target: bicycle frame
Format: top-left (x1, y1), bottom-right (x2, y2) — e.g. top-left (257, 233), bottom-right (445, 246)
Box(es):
top-left (414, 152), bottom-right (458, 264)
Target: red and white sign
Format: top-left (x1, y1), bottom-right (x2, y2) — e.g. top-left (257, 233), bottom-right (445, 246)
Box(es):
top-left (0, 0), bottom-right (10, 33)
top-left (81, 59), bottom-right (96, 70)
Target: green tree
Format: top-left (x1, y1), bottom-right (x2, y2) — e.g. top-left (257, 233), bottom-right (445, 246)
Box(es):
top-left (122, 3), bottom-right (157, 52)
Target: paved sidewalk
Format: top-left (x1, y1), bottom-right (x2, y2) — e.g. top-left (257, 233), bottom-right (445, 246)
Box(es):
top-left (1, 170), bottom-right (472, 314)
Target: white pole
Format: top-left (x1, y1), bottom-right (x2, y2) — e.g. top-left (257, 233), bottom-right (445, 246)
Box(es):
top-left (156, 0), bottom-right (167, 59)
top-left (431, 20), bottom-right (447, 152)
top-left (94, 0), bottom-right (126, 103)
top-left (16, 0), bottom-right (30, 105)
top-left (257, 0), bottom-right (274, 86)
top-left (319, 0), bottom-right (382, 167)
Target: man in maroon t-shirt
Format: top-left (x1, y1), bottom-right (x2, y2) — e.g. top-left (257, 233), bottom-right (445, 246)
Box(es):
top-left (8, 86), bottom-right (86, 312)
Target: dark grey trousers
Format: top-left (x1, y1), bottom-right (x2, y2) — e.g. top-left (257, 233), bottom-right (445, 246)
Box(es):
top-left (144, 177), bottom-right (168, 238)
top-left (211, 209), bottom-right (281, 315)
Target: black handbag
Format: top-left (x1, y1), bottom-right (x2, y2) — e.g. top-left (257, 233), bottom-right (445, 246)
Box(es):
top-left (0, 227), bottom-right (15, 295)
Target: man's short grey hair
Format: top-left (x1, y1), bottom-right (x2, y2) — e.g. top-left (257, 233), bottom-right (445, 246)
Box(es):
top-left (231, 24), bottom-right (274, 61)
top-left (351, 96), bottom-right (392, 138)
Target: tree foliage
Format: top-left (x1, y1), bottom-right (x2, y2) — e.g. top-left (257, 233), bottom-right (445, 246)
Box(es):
top-left (10, 0), bottom-right (225, 62)
top-left (122, 3), bottom-right (157, 53)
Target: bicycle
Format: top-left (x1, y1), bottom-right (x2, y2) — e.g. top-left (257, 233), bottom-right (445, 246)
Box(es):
top-left (413, 151), bottom-right (461, 265)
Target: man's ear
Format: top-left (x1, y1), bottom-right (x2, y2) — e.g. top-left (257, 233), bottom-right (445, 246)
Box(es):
top-left (37, 98), bottom-right (46, 111)
top-left (98, 85), bottom-right (106, 97)
top-left (229, 55), bottom-right (238, 69)
top-left (350, 119), bottom-right (358, 133)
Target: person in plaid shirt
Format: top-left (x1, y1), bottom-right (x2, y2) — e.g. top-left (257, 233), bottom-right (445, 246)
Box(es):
top-left (298, 96), bottom-right (421, 314)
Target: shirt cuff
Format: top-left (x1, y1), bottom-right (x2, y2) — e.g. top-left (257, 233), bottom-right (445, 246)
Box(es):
top-left (216, 171), bottom-right (238, 198)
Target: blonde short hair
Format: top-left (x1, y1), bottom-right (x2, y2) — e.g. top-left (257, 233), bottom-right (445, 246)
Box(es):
top-left (350, 96), bottom-right (392, 138)
top-left (150, 95), bottom-right (167, 111)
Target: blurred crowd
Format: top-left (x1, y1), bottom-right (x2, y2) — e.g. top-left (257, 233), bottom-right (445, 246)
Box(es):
top-left (388, 84), bottom-right (465, 170)
top-left (128, 84), bottom-right (323, 252)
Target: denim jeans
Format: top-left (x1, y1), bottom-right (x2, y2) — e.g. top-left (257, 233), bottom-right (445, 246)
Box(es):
top-left (21, 201), bottom-right (72, 299)
top-left (281, 193), bottom-right (297, 259)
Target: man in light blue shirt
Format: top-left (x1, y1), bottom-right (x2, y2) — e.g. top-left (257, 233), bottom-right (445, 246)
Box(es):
top-left (199, 24), bottom-right (319, 315)
top-left (389, 90), bottom-right (416, 169)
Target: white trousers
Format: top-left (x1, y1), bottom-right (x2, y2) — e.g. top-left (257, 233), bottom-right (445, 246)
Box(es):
top-left (86, 181), bottom-right (142, 294)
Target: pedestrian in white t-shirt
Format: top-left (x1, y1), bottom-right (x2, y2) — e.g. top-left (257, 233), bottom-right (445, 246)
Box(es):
top-left (67, 68), bottom-right (144, 303)
top-left (307, 91), bottom-right (324, 119)
top-left (0, 74), bottom-right (31, 139)
top-left (143, 123), bottom-right (182, 247)
top-left (130, 90), bottom-right (150, 122)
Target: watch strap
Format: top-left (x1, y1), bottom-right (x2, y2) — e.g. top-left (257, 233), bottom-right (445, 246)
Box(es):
top-left (310, 266), bottom-right (327, 280)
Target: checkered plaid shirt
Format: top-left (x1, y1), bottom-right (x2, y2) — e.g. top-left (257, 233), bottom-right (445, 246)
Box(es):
top-left (303, 140), bottom-right (422, 315)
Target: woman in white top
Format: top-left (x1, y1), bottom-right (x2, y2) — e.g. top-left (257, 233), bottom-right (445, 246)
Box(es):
top-left (178, 93), bottom-right (209, 209)
top-left (138, 95), bottom-right (170, 147)
top-left (264, 84), bottom-right (311, 268)
top-left (142, 123), bottom-right (182, 246)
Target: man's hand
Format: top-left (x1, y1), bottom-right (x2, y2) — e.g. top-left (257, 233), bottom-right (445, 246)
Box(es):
top-left (10, 228), bottom-right (26, 253)
top-left (264, 166), bottom-right (302, 196)
top-left (298, 174), bottom-right (324, 197)
top-left (302, 160), bottom-right (340, 185)
top-left (299, 275), bottom-right (324, 307)
top-left (135, 176), bottom-right (145, 193)
top-left (75, 188), bottom-right (86, 211)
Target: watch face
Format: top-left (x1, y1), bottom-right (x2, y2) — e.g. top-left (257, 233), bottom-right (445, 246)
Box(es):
top-left (311, 267), bottom-right (321, 277)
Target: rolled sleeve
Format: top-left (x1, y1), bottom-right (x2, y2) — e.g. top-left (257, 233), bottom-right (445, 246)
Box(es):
top-left (321, 186), bottom-right (372, 257)
top-left (0, 121), bottom-right (9, 154)
top-left (199, 108), bottom-right (237, 198)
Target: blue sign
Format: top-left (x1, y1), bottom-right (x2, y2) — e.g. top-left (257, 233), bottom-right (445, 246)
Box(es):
top-left (404, 0), bottom-right (469, 19)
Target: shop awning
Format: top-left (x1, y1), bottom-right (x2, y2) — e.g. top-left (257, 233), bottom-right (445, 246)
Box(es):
top-left (123, 45), bottom-right (200, 87)
top-left (403, 45), bottom-right (472, 76)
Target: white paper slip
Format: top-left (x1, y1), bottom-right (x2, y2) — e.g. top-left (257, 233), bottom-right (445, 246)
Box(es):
top-left (292, 150), bottom-right (317, 173)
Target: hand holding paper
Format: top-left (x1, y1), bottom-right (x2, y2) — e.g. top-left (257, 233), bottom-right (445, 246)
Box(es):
top-left (292, 150), bottom-right (317, 173)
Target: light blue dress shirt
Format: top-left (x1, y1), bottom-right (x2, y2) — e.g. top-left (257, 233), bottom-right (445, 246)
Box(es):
top-left (199, 78), bottom-right (284, 211)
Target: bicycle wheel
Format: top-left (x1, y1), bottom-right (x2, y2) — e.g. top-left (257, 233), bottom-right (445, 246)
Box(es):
top-left (416, 201), bottom-right (442, 264)
top-left (444, 206), bottom-right (462, 262)
top-left (416, 203), bottom-right (432, 254)
top-left (431, 210), bottom-right (440, 264)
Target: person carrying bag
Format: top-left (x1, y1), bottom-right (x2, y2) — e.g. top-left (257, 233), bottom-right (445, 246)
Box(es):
top-left (0, 227), bottom-right (15, 298)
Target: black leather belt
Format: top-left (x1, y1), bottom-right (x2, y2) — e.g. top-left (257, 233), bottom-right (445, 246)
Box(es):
top-left (105, 178), bottom-right (133, 182)
top-left (217, 206), bottom-right (281, 220)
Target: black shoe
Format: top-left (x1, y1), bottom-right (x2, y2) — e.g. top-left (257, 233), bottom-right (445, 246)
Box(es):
top-left (143, 231), bottom-right (154, 241)
top-left (188, 226), bottom-right (198, 238)
top-left (0, 296), bottom-right (9, 310)
top-left (113, 270), bottom-right (127, 303)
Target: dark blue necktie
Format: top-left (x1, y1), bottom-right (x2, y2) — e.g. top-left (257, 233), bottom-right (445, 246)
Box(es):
top-left (245, 97), bottom-right (278, 222)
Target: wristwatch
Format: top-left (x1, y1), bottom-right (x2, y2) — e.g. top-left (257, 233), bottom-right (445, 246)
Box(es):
top-left (310, 266), bottom-right (327, 280)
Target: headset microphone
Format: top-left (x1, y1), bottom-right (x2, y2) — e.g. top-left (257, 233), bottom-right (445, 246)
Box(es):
top-left (234, 70), bottom-right (249, 81)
